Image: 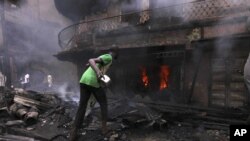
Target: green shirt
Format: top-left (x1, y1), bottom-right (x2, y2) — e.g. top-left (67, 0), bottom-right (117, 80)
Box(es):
top-left (80, 54), bottom-right (112, 88)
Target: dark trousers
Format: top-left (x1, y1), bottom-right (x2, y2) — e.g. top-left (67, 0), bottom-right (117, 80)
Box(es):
top-left (73, 83), bottom-right (107, 129)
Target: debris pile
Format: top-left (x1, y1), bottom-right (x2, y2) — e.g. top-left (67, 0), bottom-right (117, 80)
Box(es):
top-left (0, 86), bottom-right (77, 140)
top-left (0, 86), bottom-right (247, 141)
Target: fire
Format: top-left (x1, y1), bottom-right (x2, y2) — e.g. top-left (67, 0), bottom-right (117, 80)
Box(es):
top-left (141, 67), bottom-right (149, 87)
top-left (159, 65), bottom-right (170, 90)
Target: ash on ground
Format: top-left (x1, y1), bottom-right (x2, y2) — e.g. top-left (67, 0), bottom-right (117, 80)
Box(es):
top-left (0, 86), bottom-right (239, 141)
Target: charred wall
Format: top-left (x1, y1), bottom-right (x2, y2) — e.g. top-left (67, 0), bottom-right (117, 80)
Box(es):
top-left (186, 38), bottom-right (250, 107)
top-left (74, 46), bottom-right (186, 103)
top-left (56, 0), bottom-right (250, 108)
top-left (73, 38), bottom-right (250, 108)
top-left (108, 46), bottom-right (185, 101)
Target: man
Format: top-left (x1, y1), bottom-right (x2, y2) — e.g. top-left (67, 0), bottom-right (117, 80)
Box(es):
top-left (70, 47), bottom-right (118, 141)
top-left (21, 74), bottom-right (30, 90)
top-left (0, 71), bottom-right (6, 87)
top-left (47, 75), bottom-right (53, 88)
top-left (244, 52), bottom-right (250, 93)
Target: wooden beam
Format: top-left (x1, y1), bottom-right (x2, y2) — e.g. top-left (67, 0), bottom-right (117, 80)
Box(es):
top-left (14, 95), bottom-right (55, 110)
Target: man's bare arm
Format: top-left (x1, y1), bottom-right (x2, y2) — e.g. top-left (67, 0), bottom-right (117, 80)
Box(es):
top-left (88, 58), bottom-right (103, 78)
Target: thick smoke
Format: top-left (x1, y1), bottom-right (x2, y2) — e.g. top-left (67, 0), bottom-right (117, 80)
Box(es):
top-left (121, 0), bottom-right (195, 11)
top-left (54, 0), bottom-right (109, 21)
top-left (54, 82), bottom-right (80, 103)
top-left (121, 0), bottom-right (196, 12)
top-left (3, 0), bottom-right (79, 94)
top-left (152, 0), bottom-right (194, 7)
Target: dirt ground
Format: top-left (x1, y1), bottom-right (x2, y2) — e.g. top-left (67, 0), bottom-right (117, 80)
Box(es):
top-left (126, 124), bottom-right (229, 141)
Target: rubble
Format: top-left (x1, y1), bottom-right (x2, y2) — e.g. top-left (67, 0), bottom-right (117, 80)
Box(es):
top-left (0, 134), bottom-right (38, 141)
top-left (5, 120), bottom-right (24, 127)
top-left (0, 87), bottom-right (76, 140)
top-left (0, 86), bottom-right (247, 141)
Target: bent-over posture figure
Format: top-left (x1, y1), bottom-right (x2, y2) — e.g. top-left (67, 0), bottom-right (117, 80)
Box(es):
top-left (70, 48), bottom-right (118, 141)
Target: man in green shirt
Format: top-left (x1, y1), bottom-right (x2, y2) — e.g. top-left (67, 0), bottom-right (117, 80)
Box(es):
top-left (70, 47), bottom-right (118, 141)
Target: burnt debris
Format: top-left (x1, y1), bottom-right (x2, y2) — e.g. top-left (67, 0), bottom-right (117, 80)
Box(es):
top-left (0, 86), bottom-right (248, 141)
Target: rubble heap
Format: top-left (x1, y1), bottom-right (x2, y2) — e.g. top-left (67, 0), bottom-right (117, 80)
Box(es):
top-left (0, 86), bottom-right (248, 141)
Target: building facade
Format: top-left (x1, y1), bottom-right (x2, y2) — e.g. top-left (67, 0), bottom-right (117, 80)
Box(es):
top-left (56, 0), bottom-right (250, 108)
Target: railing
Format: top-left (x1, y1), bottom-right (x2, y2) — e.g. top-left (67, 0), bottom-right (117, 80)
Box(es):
top-left (58, 0), bottom-right (250, 51)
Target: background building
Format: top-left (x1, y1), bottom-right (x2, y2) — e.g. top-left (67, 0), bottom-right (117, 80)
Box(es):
top-left (56, 0), bottom-right (250, 108)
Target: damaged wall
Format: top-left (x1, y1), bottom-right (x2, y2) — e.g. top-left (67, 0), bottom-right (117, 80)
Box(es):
top-left (57, 0), bottom-right (250, 52)
top-left (55, 0), bottom-right (250, 108)
top-left (185, 39), bottom-right (250, 107)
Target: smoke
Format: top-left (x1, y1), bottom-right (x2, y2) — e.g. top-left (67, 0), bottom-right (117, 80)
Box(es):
top-left (121, 0), bottom-right (193, 11)
top-left (152, 0), bottom-right (191, 7)
top-left (213, 21), bottom-right (239, 58)
top-left (3, 1), bottom-right (78, 93)
top-left (54, 0), bottom-right (109, 21)
top-left (121, 0), bottom-right (141, 12)
top-left (121, 0), bottom-right (196, 17)
top-left (214, 38), bottom-right (234, 58)
top-left (53, 82), bottom-right (80, 103)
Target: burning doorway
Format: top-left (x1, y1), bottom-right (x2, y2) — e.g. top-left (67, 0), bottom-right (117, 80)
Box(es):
top-left (138, 64), bottom-right (177, 94)
top-left (109, 46), bottom-right (185, 102)
top-left (140, 65), bottom-right (171, 91)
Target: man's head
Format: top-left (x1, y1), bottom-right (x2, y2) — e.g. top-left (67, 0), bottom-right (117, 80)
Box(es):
top-left (108, 46), bottom-right (119, 60)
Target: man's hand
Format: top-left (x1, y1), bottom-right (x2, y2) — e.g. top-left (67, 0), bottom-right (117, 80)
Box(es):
top-left (88, 58), bottom-right (104, 79)
top-left (97, 71), bottom-right (104, 79)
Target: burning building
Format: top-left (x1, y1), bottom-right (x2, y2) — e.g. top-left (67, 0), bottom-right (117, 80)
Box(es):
top-left (56, 0), bottom-right (250, 108)
top-left (0, 0), bottom-right (249, 140)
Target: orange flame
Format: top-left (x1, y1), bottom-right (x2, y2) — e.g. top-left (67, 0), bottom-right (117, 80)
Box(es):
top-left (159, 65), bottom-right (170, 90)
top-left (141, 67), bottom-right (149, 87)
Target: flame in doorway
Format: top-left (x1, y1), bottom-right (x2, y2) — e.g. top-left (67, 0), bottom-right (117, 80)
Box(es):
top-left (141, 67), bottom-right (149, 87)
top-left (159, 65), bottom-right (170, 90)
